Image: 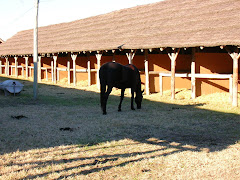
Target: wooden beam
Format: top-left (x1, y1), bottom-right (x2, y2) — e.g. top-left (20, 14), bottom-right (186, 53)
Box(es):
top-left (191, 48), bottom-right (196, 99)
top-left (96, 53), bottom-right (102, 90)
top-left (144, 49), bottom-right (150, 95)
top-left (168, 49), bottom-right (180, 100)
top-left (226, 47), bottom-right (240, 107)
top-left (71, 54), bottom-right (77, 86)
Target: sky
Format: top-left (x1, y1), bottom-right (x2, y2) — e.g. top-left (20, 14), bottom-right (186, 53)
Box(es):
top-left (0, 0), bottom-right (162, 41)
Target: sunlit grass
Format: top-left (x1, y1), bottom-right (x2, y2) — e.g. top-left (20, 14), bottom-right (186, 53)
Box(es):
top-left (0, 75), bottom-right (240, 179)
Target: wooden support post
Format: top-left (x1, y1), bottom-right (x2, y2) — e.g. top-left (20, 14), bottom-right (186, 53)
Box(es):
top-left (57, 69), bottom-right (60, 81)
top-left (87, 53), bottom-right (91, 86)
top-left (144, 50), bottom-right (150, 95)
top-left (229, 75), bottom-right (233, 103)
top-left (53, 55), bottom-right (57, 84)
top-left (191, 48), bottom-right (196, 99)
top-left (21, 66), bottom-right (24, 77)
top-left (226, 47), bottom-right (240, 107)
top-left (14, 57), bottom-right (18, 77)
top-left (96, 53), bottom-right (102, 90)
top-left (51, 61), bottom-right (54, 82)
top-left (71, 54), bottom-right (77, 86)
top-left (126, 51), bottom-right (136, 64)
top-left (38, 56), bottom-right (41, 82)
top-left (5, 57), bottom-right (9, 76)
top-left (0, 60), bottom-right (2, 74)
top-left (45, 68), bottom-right (48, 80)
top-left (168, 49), bottom-right (180, 100)
top-left (232, 55), bottom-right (239, 107)
top-left (159, 74), bottom-right (163, 96)
top-left (24, 57), bottom-right (29, 78)
top-left (67, 61), bottom-right (70, 85)
top-left (112, 51), bottom-right (116, 62)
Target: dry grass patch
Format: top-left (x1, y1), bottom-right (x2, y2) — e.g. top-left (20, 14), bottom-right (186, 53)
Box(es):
top-left (0, 76), bottom-right (240, 179)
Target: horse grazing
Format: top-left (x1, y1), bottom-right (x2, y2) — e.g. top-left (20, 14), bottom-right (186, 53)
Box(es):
top-left (99, 62), bottom-right (143, 115)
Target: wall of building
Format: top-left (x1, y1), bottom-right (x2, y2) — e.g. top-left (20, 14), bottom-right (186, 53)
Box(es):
top-left (1, 52), bottom-right (239, 96)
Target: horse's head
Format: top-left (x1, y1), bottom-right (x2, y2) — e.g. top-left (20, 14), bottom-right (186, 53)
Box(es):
top-left (135, 89), bottom-right (144, 109)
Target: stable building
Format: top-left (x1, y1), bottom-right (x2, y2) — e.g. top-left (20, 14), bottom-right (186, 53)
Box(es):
top-left (0, 0), bottom-right (239, 106)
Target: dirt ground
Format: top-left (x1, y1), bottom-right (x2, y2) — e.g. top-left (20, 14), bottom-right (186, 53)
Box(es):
top-left (0, 76), bottom-right (240, 179)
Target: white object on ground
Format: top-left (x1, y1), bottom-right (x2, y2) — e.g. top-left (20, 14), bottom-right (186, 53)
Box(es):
top-left (0, 80), bottom-right (24, 96)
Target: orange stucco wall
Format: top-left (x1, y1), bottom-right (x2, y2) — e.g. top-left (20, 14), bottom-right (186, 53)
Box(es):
top-left (1, 52), bottom-right (239, 96)
top-left (195, 53), bottom-right (240, 95)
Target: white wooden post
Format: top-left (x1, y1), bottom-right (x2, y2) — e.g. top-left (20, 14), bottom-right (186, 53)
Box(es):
top-left (21, 66), bottom-right (24, 77)
top-left (159, 74), bottom-right (163, 96)
top-left (14, 57), bottom-right (18, 77)
top-left (71, 54), bottom-right (77, 86)
top-left (112, 51), bottom-right (116, 62)
top-left (38, 56), bottom-right (41, 82)
top-left (0, 60), bottom-right (2, 74)
top-left (168, 49), bottom-right (180, 100)
top-left (51, 60), bottom-right (54, 82)
top-left (24, 57), bottom-right (29, 78)
top-left (191, 48), bottom-right (196, 99)
top-left (144, 50), bottom-right (150, 95)
top-left (226, 47), bottom-right (240, 107)
top-left (67, 61), bottom-right (70, 84)
top-left (231, 53), bottom-right (239, 107)
top-left (126, 50), bottom-right (136, 94)
top-left (126, 50), bottom-right (135, 64)
top-left (229, 75), bottom-right (233, 103)
top-left (5, 57), bottom-right (9, 76)
top-left (87, 53), bottom-right (91, 86)
top-left (96, 53), bottom-right (102, 90)
top-left (53, 55), bottom-right (57, 84)
top-left (57, 69), bottom-right (60, 81)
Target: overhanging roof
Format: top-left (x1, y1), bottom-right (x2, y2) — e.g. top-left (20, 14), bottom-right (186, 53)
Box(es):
top-left (0, 0), bottom-right (240, 56)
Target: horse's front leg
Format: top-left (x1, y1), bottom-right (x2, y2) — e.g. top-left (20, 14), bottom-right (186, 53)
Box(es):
top-left (118, 88), bottom-right (125, 112)
top-left (131, 88), bottom-right (135, 110)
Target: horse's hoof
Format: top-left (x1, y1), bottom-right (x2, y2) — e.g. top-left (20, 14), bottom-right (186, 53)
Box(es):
top-left (118, 109), bottom-right (121, 112)
top-left (131, 108), bottom-right (135, 110)
top-left (103, 112), bottom-right (107, 115)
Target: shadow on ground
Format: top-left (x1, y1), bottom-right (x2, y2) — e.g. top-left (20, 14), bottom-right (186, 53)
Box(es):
top-left (0, 76), bottom-right (240, 178)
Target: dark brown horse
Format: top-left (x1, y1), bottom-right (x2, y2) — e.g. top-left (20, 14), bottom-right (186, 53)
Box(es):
top-left (99, 62), bottom-right (143, 115)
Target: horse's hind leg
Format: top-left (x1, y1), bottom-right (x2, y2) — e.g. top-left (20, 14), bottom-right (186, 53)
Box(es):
top-left (118, 88), bottom-right (125, 112)
top-left (103, 85), bottom-right (113, 114)
top-left (100, 84), bottom-right (107, 114)
top-left (131, 88), bottom-right (135, 110)
top-left (101, 84), bottom-right (112, 115)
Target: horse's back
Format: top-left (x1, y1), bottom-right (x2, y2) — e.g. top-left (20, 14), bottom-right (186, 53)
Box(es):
top-left (99, 62), bottom-right (122, 84)
top-left (99, 62), bottom-right (141, 89)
